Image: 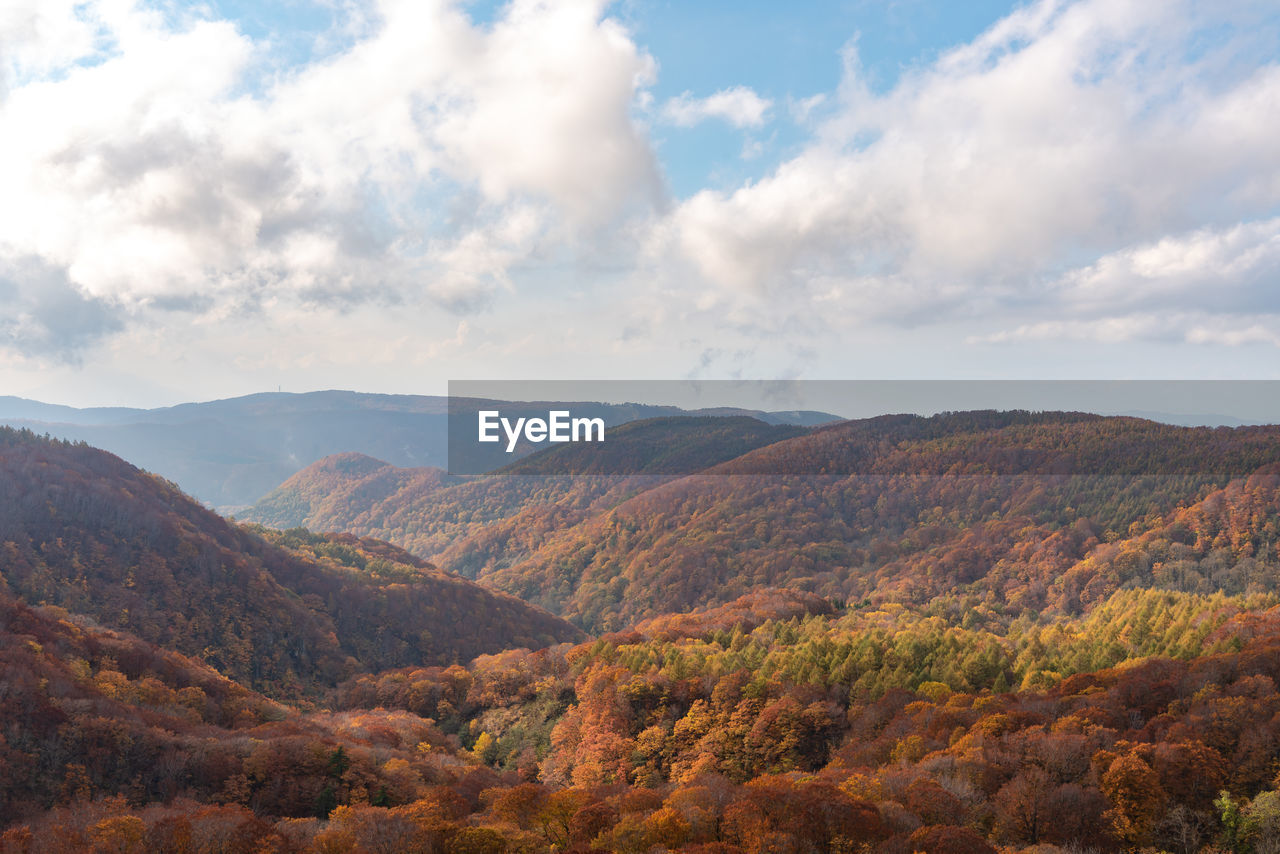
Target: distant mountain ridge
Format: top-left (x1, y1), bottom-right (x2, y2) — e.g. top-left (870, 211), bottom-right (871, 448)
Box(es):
top-left (0, 391), bottom-right (841, 507)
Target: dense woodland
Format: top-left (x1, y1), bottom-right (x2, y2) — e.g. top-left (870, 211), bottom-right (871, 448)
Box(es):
top-left (0, 428), bottom-right (580, 697)
top-left (245, 412), bottom-right (1280, 632)
top-left (4, 417), bottom-right (1280, 852)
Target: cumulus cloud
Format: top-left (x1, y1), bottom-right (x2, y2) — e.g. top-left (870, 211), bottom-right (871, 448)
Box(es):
top-left (3, 0), bottom-right (1278, 377)
top-left (1052, 217), bottom-right (1280, 315)
top-left (651, 0), bottom-right (1280, 343)
top-left (971, 217), bottom-right (1280, 345)
top-left (662, 86), bottom-right (773, 128)
top-left (0, 257), bottom-right (124, 362)
top-left (0, 0), bottom-right (103, 95)
top-left (0, 0), bottom-right (661, 359)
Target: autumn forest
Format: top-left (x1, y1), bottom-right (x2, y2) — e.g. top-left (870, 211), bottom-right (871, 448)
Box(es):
top-left (4, 410), bottom-right (1280, 854)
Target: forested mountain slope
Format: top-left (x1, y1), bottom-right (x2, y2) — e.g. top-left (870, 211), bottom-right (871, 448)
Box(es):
top-left (243, 452), bottom-right (460, 532)
top-left (334, 583), bottom-right (1280, 853)
top-left (243, 415), bottom-right (811, 551)
top-left (5, 419), bottom-right (1280, 851)
top-left (496, 415), bottom-right (807, 475)
top-left (0, 588), bottom-right (500, 835)
top-left (477, 416), bottom-right (1279, 630)
top-left (247, 412), bottom-right (1280, 632)
top-left (0, 428), bottom-right (582, 697)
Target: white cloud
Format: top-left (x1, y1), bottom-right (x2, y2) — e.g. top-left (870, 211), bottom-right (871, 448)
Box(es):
top-left (0, 0), bottom-right (661, 359)
top-left (662, 86), bottom-right (772, 128)
top-left (0, 0), bottom-right (102, 92)
top-left (971, 316), bottom-right (1176, 344)
top-left (1186, 322), bottom-right (1280, 347)
top-left (0, 256), bottom-right (124, 363)
top-left (652, 0), bottom-right (1280, 341)
top-left (971, 313), bottom-right (1280, 347)
top-left (2, 0), bottom-right (1279, 384)
top-left (1052, 217), bottom-right (1280, 315)
top-left (969, 217), bottom-right (1280, 346)
top-left (787, 93), bottom-right (826, 124)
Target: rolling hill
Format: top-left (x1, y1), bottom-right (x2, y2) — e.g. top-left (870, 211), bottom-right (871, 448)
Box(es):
top-left (493, 415), bottom-right (808, 475)
top-left (0, 427), bottom-right (582, 697)
top-left (0, 586), bottom-right (507, 834)
top-left (243, 414), bottom-right (814, 557)
top-left (245, 411), bottom-right (1280, 632)
top-left (6, 415), bottom-right (1280, 852)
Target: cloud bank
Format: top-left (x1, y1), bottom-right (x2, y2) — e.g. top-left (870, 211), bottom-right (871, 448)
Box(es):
top-left (0, 0), bottom-right (1277, 377)
top-left (0, 0), bottom-right (661, 358)
top-left (654, 0), bottom-right (1280, 346)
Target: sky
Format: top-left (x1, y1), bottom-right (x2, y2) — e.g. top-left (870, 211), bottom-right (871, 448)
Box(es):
top-left (1, 0), bottom-right (1278, 407)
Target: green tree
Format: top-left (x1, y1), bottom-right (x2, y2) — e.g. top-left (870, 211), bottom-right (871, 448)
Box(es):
top-left (1217, 790), bottom-right (1261, 854)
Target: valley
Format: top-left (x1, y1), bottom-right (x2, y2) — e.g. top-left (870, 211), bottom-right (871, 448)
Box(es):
top-left (2, 410), bottom-right (1280, 852)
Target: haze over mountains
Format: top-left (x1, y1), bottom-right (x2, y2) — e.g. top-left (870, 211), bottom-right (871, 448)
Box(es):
top-left (3, 388), bottom-right (1266, 511)
top-left (0, 392), bottom-right (839, 509)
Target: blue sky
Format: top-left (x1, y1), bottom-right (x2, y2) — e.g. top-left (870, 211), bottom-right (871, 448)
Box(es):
top-left (634, 0), bottom-right (1025, 194)
top-left (1, 0), bottom-right (1278, 406)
